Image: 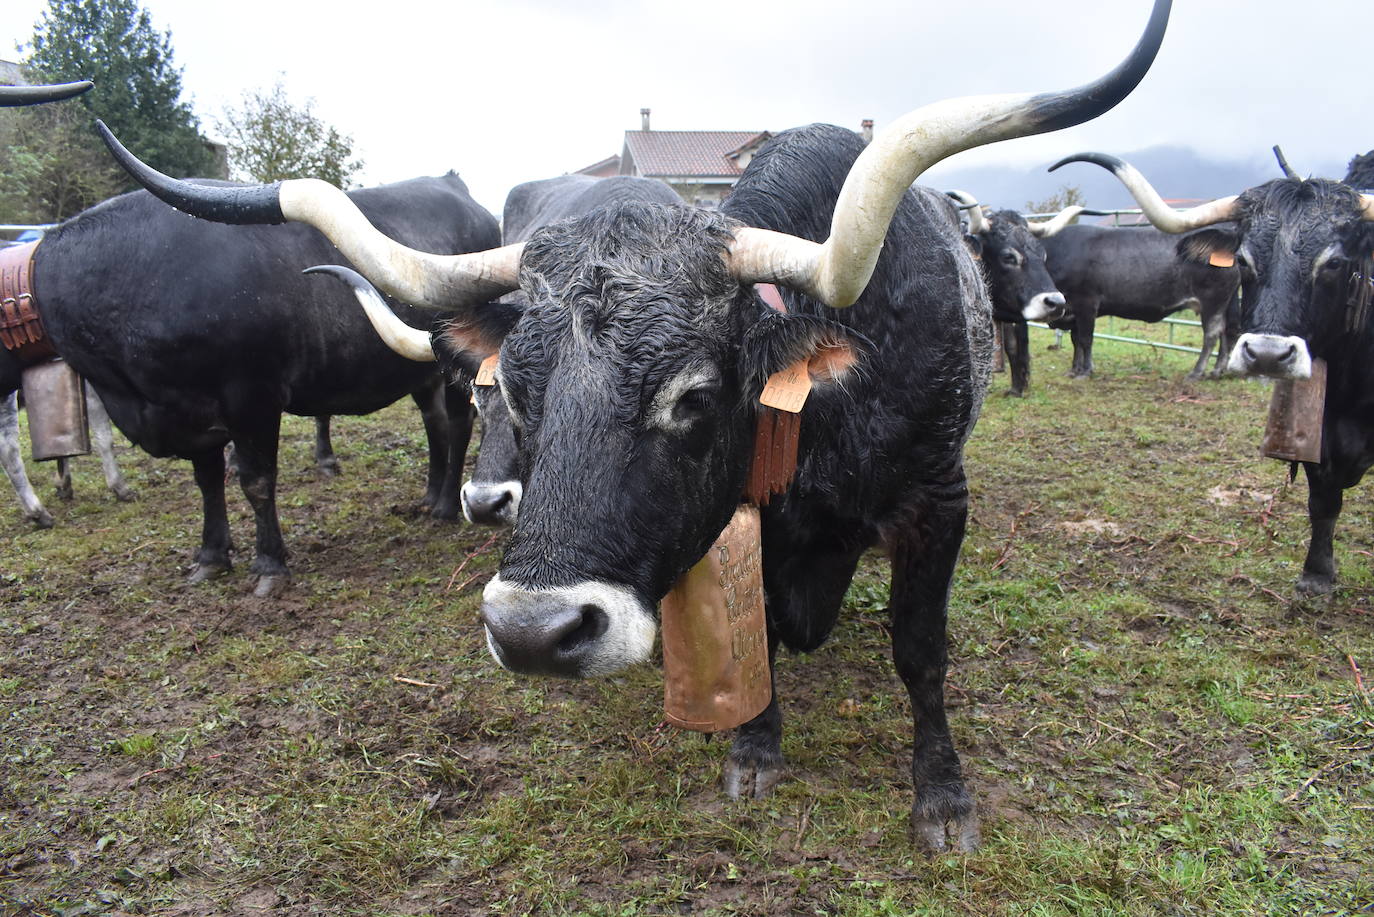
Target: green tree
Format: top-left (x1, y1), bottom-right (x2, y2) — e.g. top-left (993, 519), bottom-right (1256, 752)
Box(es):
top-left (217, 81), bottom-right (363, 187)
top-left (22, 0), bottom-right (215, 181)
top-left (0, 102), bottom-right (125, 223)
top-left (1024, 184), bottom-right (1086, 216)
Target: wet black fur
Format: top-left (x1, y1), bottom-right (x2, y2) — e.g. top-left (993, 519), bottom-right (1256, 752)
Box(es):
top-left (1042, 223), bottom-right (1240, 378)
top-left (969, 210), bottom-right (1060, 396)
top-left (4, 175), bottom-right (496, 582)
top-left (490, 122), bottom-right (989, 836)
top-left (1202, 177), bottom-right (1374, 594)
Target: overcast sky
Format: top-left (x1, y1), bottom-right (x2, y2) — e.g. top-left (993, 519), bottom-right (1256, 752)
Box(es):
top-left (2, 0), bottom-right (1368, 217)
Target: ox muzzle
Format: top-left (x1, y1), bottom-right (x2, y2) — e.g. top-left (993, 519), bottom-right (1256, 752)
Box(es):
top-left (1023, 291), bottom-right (1066, 322)
top-left (480, 575), bottom-right (657, 677)
top-left (1227, 333), bottom-right (1313, 379)
top-left (461, 479), bottom-right (522, 526)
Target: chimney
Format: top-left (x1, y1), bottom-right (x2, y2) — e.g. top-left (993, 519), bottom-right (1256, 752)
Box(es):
top-left (860, 119), bottom-right (874, 144)
top-left (641, 108), bottom-right (651, 131)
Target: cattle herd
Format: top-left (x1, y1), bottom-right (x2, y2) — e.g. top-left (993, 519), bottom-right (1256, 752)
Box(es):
top-left (5, 0), bottom-right (1374, 854)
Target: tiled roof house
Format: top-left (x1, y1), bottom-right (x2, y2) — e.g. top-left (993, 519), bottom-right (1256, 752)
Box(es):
top-left (577, 109), bottom-right (772, 207)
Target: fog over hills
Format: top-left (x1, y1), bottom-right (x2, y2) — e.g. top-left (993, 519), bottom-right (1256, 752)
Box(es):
top-left (923, 145), bottom-right (1355, 213)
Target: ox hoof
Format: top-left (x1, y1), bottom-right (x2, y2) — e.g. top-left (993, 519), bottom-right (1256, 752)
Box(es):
top-left (912, 812), bottom-right (981, 854)
top-left (252, 573), bottom-right (291, 598)
top-left (1296, 572), bottom-right (1334, 597)
top-left (28, 509), bottom-right (55, 529)
top-left (1002, 388), bottom-right (1026, 399)
top-left (188, 562), bottom-right (231, 585)
top-left (56, 483), bottom-right (74, 502)
top-left (112, 485), bottom-right (137, 503)
top-left (912, 785), bottom-right (980, 853)
top-left (723, 757), bottom-right (784, 800)
top-left (316, 458), bottom-right (342, 478)
top-left (429, 500), bottom-right (462, 522)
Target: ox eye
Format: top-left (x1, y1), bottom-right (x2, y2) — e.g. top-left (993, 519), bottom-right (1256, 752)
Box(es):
top-left (1320, 256), bottom-right (1348, 274)
top-left (675, 387), bottom-right (718, 421)
top-left (1000, 251), bottom-right (1020, 268)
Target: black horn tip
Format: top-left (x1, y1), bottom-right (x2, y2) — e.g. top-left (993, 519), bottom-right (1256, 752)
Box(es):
top-left (0, 79), bottom-right (92, 106)
top-left (1272, 144), bottom-right (1299, 179)
top-left (96, 119), bottom-right (287, 226)
top-left (1049, 152), bottom-right (1127, 174)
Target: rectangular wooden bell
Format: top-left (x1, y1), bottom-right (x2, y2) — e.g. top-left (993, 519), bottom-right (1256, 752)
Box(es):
top-left (661, 504), bottom-right (771, 733)
top-left (21, 358), bottom-right (90, 461)
top-left (1261, 358), bottom-right (1325, 464)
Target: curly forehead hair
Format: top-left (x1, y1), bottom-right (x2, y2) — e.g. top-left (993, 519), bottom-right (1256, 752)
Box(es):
top-left (1239, 178), bottom-right (1366, 232)
top-left (517, 200), bottom-right (748, 325)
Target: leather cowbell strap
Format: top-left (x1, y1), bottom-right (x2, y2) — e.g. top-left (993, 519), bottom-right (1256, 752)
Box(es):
top-left (0, 241), bottom-right (55, 365)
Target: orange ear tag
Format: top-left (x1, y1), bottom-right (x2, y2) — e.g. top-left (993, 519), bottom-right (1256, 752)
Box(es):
top-left (1209, 251), bottom-right (1236, 268)
top-left (758, 359), bottom-right (812, 413)
top-left (474, 353), bottom-right (498, 387)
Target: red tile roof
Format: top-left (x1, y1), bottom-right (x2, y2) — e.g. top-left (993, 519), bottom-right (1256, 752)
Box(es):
top-left (622, 130), bottom-right (769, 179)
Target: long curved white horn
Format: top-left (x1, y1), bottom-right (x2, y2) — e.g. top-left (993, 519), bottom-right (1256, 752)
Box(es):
top-left (304, 265), bottom-right (436, 362)
top-left (728, 0), bottom-right (1172, 307)
top-left (1050, 152), bottom-right (1239, 233)
top-left (1027, 205), bottom-right (1085, 238)
top-left (946, 190), bottom-right (990, 234)
top-left (96, 121), bottom-right (522, 311)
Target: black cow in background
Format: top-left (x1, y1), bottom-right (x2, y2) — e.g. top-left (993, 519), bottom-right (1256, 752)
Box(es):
top-left (102, 0), bottom-right (1170, 851)
top-left (1039, 220), bottom-right (1241, 379)
top-left (460, 174), bottom-right (683, 525)
top-left (7, 174), bottom-right (496, 595)
top-left (1056, 151), bottom-right (1374, 596)
top-left (1345, 151), bottom-right (1374, 190)
top-left (947, 191), bottom-right (1075, 396)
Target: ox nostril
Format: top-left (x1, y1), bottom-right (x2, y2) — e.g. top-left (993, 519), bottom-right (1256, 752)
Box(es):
top-left (1278, 343), bottom-right (1296, 362)
top-left (556, 603), bottom-right (609, 655)
top-left (1047, 293), bottom-right (1065, 305)
top-left (1242, 341), bottom-right (1257, 360)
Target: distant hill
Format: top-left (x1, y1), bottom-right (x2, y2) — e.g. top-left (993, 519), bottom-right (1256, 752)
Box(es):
top-left (924, 144), bottom-right (1349, 213)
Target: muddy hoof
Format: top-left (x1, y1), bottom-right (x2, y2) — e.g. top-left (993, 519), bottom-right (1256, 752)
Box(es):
top-left (112, 485), bottom-right (137, 503)
top-left (912, 812), bottom-right (981, 853)
top-left (253, 573), bottom-right (291, 598)
top-left (1296, 572), bottom-right (1334, 597)
top-left (316, 458), bottom-right (342, 478)
top-left (188, 562), bottom-right (230, 584)
top-left (722, 757), bottom-right (784, 800)
top-left (1002, 388), bottom-right (1026, 398)
top-left (55, 483), bottom-right (74, 502)
top-left (28, 509), bottom-right (55, 529)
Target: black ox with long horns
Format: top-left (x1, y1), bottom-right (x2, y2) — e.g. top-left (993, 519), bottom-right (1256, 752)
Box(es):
top-left (1051, 151), bottom-right (1374, 597)
top-left (100, 0), bottom-right (1171, 851)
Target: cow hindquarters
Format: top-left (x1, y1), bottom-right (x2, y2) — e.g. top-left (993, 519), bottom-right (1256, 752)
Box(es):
top-left (887, 476), bottom-right (979, 852)
top-left (726, 533), bottom-right (865, 800)
top-left (1298, 462), bottom-right (1343, 596)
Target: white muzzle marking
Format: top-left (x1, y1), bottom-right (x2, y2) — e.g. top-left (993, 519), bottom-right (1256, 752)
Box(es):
top-left (460, 479), bottom-right (523, 525)
top-left (1227, 333), bottom-right (1312, 379)
top-left (480, 574), bottom-right (657, 677)
top-left (1023, 292), bottom-right (1066, 321)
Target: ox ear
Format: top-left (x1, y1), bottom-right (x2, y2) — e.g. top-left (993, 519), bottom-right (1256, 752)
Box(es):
top-left (740, 313), bottom-right (872, 394)
top-left (1177, 228), bottom-right (1240, 267)
top-left (434, 299), bottom-right (523, 380)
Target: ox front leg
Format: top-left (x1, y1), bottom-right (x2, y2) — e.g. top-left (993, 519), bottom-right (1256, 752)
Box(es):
top-left (313, 416), bottom-right (341, 477)
top-left (1188, 308), bottom-right (1224, 381)
top-left (726, 537), bottom-right (864, 799)
top-left (1, 391), bottom-right (53, 528)
top-left (230, 417), bottom-right (290, 597)
top-left (889, 479), bottom-right (979, 853)
top-left (1004, 322), bottom-right (1030, 397)
top-left (87, 385), bottom-right (135, 502)
top-left (188, 447), bottom-right (232, 583)
top-left (414, 380), bottom-right (473, 521)
top-left (1297, 463), bottom-right (1343, 597)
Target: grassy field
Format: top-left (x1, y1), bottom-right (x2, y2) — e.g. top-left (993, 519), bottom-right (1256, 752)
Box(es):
top-left (2, 321), bottom-right (1372, 916)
